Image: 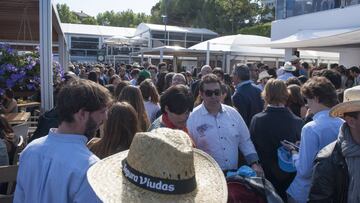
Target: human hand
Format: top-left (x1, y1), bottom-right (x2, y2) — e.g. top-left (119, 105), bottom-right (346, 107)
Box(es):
top-left (251, 163), bottom-right (264, 177)
top-left (280, 140), bottom-right (298, 154)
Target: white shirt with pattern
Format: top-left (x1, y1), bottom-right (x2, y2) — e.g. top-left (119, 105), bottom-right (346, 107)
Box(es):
top-left (187, 103), bottom-right (259, 170)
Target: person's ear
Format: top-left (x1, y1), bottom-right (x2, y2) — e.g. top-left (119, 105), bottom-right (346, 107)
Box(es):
top-left (344, 116), bottom-right (356, 129)
top-left (74, 108), bottom-right (89, 123)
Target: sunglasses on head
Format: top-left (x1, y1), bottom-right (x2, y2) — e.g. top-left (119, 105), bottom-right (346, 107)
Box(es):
top-left (204, 89), bottom-right (221, 97)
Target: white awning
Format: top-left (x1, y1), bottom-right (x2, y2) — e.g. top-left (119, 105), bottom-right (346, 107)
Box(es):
top-left (264, 27), bottom-right (360, 48)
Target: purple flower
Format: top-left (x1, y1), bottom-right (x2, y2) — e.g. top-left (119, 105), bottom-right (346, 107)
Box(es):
top-left (0, 68), bottom-right (4, 75)
top-left (31, 60), bottom-right (37, 67)
top-left (5, 64), bottom-right (17, 72)
top-left (6, 79), bottom-right (15, 88)
top-left (25, 64), bottom-right (33, 70)
top-left (0, 88), bottom-right (4, 95)
top-left (26, 84), bottom-right (35, 90)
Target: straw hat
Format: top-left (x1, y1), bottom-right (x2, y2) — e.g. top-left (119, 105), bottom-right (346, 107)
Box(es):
top-left (330, 86), bottom-right (360, 117)
top-left (283, 62), bottom-right (296, 72)
top-left (87, 128), bottom-right (227, 203)
top-left (257, 70), bottom-right (271, 82)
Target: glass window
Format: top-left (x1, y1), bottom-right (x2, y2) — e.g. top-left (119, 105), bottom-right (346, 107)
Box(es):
top-left (169, 32), bottom-right (185, 40)
top-left (71, 41), bottom-right (99, 49)
top-left (168, 41), bottom-right (185, 47)
top-left (186, 42), bottom-right (198, 48)
top-left (70, 49), bottom-right (86, 56)
top-left (151, 31), bottom-right (165, 39)
top-left (86, 50), bottom-right (98, 56)
top-left (186, 34), bottom-right (202, 42)
top-left (276, 0), bottom-right (285, 19)
top-left (203, 34), bottom-right (216, 41)
top-left (71, 37), bottom-right (99, 43)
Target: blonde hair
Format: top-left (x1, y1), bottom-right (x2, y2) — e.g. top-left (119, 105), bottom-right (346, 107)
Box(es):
top-left (262, 79), bottom-right (289, 105)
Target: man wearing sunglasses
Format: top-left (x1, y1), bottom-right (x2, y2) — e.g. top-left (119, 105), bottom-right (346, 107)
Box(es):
top-left (187, 74), bottom-right (263, 175)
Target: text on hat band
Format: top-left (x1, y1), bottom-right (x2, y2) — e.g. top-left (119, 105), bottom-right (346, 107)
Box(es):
top-left (122, 161), bottom-right (197, 195)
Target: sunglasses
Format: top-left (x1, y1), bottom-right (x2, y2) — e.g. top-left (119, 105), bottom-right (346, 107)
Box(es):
top-left (204, 89), bottom-right (221, 97)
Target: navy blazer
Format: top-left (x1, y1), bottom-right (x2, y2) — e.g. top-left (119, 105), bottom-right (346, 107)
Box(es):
top-left (232, 81), bottom-right (263, 127)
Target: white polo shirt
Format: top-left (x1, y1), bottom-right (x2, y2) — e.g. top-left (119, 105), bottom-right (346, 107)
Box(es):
top-left (187, 103), bottom-right (259, 170)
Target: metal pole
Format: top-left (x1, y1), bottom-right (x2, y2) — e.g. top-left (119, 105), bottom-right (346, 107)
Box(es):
top-left (206, 41), bottom-right (210, 65)
top-left (40, 0), bottom-right (53, 111)
top-left (58, 34), bottom-right (66, 71)
top-left (160, 49), bottom-right (164, 63)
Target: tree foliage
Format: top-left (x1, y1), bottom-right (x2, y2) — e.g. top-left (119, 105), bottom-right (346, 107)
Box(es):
top-left (238, 22), bottom-right (272, 37)
top-left (96, 10), bottom-right (150, 27)
top-left (56, 4), bottom-right (80, 24)
top-left (56, 1), bottom-right (273, 35)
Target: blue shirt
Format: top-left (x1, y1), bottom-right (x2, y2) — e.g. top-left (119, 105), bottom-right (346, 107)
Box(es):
top-left (287, 110), bottom-right (344, 202)
top-left (14, 129), bottom-right (100, 203)
top-left (278, 72), bottom-right (295, 81)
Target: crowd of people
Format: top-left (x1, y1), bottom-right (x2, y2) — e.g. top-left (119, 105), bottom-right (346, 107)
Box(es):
top-left (1, 56), bottom-right (360, 202)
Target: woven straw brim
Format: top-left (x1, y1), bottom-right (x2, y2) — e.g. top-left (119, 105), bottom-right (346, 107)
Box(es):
top-left (330, 101), bottom-right (360, 117)
top-left (87, 148), bottom-right (228, 203)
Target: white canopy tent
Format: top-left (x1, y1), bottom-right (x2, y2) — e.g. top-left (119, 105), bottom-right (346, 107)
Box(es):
top-left (190, 34), bottom-right (339, 60)
top-left (254, 27), bottom-right (360, 49)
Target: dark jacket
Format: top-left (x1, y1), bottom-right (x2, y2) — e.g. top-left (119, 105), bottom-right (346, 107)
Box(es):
top-left (250, 107), bottom-right (304, 200)
top-left (232, 81), bottom-right (263, 127)
top-left (308, 140), bottom-right (349, 203)
top-left (29, 108), bottom-right (59, 143)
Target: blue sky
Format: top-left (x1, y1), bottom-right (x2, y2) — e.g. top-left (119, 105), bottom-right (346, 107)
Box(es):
top-left (54, 0), bottom-right (160, 17)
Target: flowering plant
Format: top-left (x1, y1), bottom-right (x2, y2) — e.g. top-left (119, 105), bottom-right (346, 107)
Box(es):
top-left (0, 44), bottom-right (64, 95)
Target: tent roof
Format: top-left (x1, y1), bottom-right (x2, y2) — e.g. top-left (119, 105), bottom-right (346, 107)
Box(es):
top-left (0, 0), bottom-right (65, 48)
top-left (190, 34), bottom-right (339, 60)
top-left (132, 45), bottom-right (223, 57)
top-left (265, 27), bottom-right (360, 49)
top-left (61, 23), bottom-right (136, 37)
top-left (136, 23), bottom-right (218, 35)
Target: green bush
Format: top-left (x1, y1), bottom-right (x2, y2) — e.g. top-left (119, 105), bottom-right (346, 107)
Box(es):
top-left (238, 23), bottom-right (271, 37)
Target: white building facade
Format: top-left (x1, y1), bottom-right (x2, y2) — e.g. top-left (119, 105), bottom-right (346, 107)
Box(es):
top-left (271, 1), bottom-right (360, 67)
top-left (61, 23), bottom-right (218, 63)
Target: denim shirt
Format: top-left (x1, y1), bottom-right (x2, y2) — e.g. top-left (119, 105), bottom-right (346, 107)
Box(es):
top-left (287, 110), bottom-right (344, 202)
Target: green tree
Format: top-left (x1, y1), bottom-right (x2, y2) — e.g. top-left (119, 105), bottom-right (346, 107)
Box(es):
top-left (56, 3), bottom-right (80, 23)
top-left (81, 17), bottom-right (98, 25)
top-left (238, 22), bottom-right (271, 37)
top-left (96, 10), bottom-right (150, 27)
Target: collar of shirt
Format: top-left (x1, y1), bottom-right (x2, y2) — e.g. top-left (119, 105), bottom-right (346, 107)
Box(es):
top-left (312, 109), bottom-right (331, 121)
top-left (267, 104), bottom-right (285, 108)
top-left (199, 103), bottom-right (226, 116)
top-left (236, 80), bottom-right (253, 89)
top-left (47, 128), bottom-right (89, 144)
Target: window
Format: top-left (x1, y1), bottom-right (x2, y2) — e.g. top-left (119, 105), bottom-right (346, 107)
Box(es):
top-left (71, 37), bottom-right (99, 43)
top-left (151, 31), bottom-right (166, 39)
top-left (203, 34), bottom-right (216, 41)
top-left (86, 50), bottom-right (98, 56)
top-left (169, 41), bottom-right (185, 47)
top-left (186, 33), bottom-right (202, 42)
top-left (71, 42), bottom-right (98, 49)
top-left (169, 32), bottom-right (185, 40)
top-left (70, 50), bottom-right (86, 56)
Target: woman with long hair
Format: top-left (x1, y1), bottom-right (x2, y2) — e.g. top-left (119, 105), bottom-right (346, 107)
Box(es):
top-left (287, 84), bottom-right (307, 119)
top-left (118, 86), bottom-right (150, 132)
top-left (139, 79), bottom-right (160, 123)
top-left (87, 102), bottom-right (139, 159)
